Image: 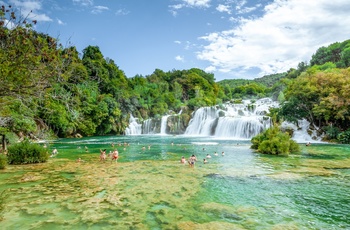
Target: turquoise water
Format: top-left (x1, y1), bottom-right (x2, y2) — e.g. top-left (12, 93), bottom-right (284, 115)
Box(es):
top-left (1, 135), bottom-right (349, 229)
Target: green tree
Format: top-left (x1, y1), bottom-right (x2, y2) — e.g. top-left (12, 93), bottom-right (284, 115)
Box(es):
top-left (281, 67), bottom-right (350, 136)
top-left (0, 7), bottom-right (69, 146)
top-left (251, 126), bottom-right (300, 155)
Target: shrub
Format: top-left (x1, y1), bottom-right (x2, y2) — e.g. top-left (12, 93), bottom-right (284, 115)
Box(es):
top-left (251, 126), bottom-right (300, 155)
top-left (7, 139), bottom-right (49, 164)
top-left (0, 154), bottom-right (7, 169)
top-left (323, 126), bottom-right (341, 140)
top-left (338, 129), bottom-right (350, 144)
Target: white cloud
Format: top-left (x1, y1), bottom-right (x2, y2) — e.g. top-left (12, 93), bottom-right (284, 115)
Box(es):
top-left (6, 0), bottom-right (52, 22)
top-left (216, 4), bottom-right (231, 14)
top-left (169, 0), bottom-right (211, 16)
top-left (183, 0), bottom-right (210, 8)
top-left (72, 0), bottom-right (93, 7)
top-left (197, 0), bottom-right (350, 78)
top-left (174, 40), bottom-right (182, 44)
top-left (205, 65), bottom-right (216, 72)
top-left (237, 5), bottom-right (258, 14)
top-left (115, 9), bottom-right (129, 16)
top-left (57, 18), bottom-right (65, 25)
top-left (175, 55), bottom-right (185, 62)
top-left (235, 0), bottom-right (247, 10)
top-left (91, 5), bottom-right (109, 14)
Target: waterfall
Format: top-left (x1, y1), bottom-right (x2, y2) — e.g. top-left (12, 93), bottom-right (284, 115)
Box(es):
top-left (281, 118), bottom-right (322, 143)
top-left (215, 116), bottom-right (270, 138)
top-left (125, 114), bottom-right (142, 135)
top-left (160, 115), bottom-right (170, 135)
top-left (185, 107), bottom-right (218, 135)
top-left (185, 98), bottom-right (276, 139)
top-left (142, 119), bottom-right (155, 134)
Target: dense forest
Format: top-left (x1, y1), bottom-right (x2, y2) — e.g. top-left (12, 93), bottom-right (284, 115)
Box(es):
top-left (1, 5), bottom-right (350, 148)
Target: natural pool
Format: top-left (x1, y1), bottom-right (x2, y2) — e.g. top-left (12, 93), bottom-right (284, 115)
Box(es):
top-left (0, 135), bottom-right (349, 229)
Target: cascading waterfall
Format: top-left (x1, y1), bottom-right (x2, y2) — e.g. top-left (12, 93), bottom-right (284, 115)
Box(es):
top-left (185, 107), bottom-right (218, 136)
top-left (214, 116), bottom-right (270, 138)
top-left (160, 115), bottom-right (170, 135)
top-left (281, 118), bottom-right (323, 143)
top-left (185, 98), bottom-right (277, 139)
top-left (125, 114), bottom-right (142, 135)
top-left (142, 119), bottom-right (156, 134)
top-left (124, 98), bottom-right (321, 140)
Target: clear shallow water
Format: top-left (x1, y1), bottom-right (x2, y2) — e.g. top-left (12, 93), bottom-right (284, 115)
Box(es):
top-left (0, 135), bottom-right (349, 229)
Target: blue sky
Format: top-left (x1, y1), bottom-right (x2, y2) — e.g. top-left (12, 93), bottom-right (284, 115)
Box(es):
top-left (2, 0), bottom-right (350, 81)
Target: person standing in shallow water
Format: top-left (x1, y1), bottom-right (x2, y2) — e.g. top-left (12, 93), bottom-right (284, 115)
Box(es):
top-left (111, 149), bottom-right (119, 162)
top-left (100, 149), bottom-right (107, 161)
top-left (180, 156), bottom-right (186, 164)
top-left (189, 154), bottom-right (196, 168)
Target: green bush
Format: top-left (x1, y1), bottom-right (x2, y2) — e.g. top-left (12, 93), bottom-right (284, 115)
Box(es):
top-left (251, 126), bottom-right (300, 155)
top-left (324, 125), bottom-right (341, 140)
top-left (0, 154), bottom-right (7, 169)
top-left (7, 139), bottom-right (49, 164)
top-left (338, 129), bottom-right (350, 144)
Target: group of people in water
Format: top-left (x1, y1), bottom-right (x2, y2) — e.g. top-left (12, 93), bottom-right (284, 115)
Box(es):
top-left (48, 140), bottom-right (229, 167)
top-left (99, 149), bottom-right (119, 161)
top-left (180, 150), bottom-right (225, 167)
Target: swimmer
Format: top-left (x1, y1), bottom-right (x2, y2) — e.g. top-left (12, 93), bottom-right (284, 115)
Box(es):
top-left (203, 158), bottom-right (208, 164)
top-left (206, 154), bottom-right (211, 158)
top-left (214, 152), bottom-right (218, 156)
top-left (222, 151), bottom-right (225, 156)
top-left (180, 156), bottom-right (186, 164)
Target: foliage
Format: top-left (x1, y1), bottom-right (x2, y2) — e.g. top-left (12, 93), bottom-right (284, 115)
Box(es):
top-left (254, 72), bottom-right (287, 87)
top-left (0, 154), bottom-right (7, 169)
top-left (251, 126), bottom-right (300, 155)
top-left (0, 6), bottom-right (70, 139)
top-left (323, 125), bottom-right (341, 140)
top-left (310, 39), bottom-right (350, 68)
top-left (7, 139), bottom-right (49, 164)
top-left (337, 129), bottom-right (350, 144)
